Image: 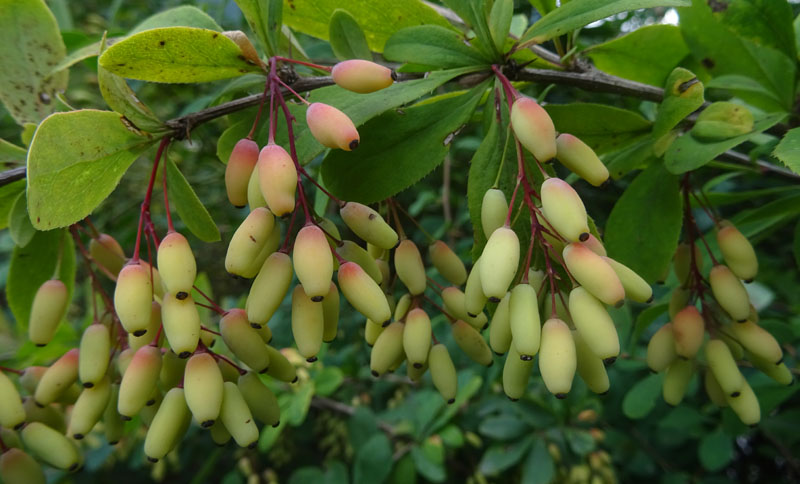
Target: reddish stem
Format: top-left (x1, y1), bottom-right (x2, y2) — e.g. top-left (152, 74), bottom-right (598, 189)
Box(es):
top-left (201, 325), bottom-right (222, 336)
top-left (274, 76), bottom-right (311, 106)
top-left (162, 150), bottom-right (175, 233)
top-left (133, 137), bottom-right (170, 262)
top-left (192, 285), bottom-right (224, 314)
top-left (275, 56), bottom-right (332, 72)
top-left (0, 366), bottom-right (23, 375)
top-left (248, 78), bottom-right (271, 140)
top-left (423, 295), bottom-right (457, 323)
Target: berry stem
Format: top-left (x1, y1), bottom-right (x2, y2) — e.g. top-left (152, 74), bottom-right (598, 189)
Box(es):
top-left (388, 200), bottom-right (407, 240)
top-left (280, 200), bottom-right (301, 252)
top-left (392, 199), bottom-right (435, 242)
top-left (248, 78), bottom-right (271, 141)
top-left (201, 325), bottom-right (222, 336)
top-left (422, 295), bottom-right (457, 323)
top-left (162, 150), bottom-right (175, 233)
top-left (132, 137), bottom-right (170, 262)
top-left (192, 285), bottom-right (225, 314)
top-left (273, 76), bottom-right (311, 106)
top-left (195, 301), bottom-right (224, 314)
top-left (274, 56), bottom-right (332, 72)
top-left (0, 366), bottom-right (23, 375)
top-left (150, 324), bottom-right (164, 348)
top-left (298, 166), bottom-right (343, 205)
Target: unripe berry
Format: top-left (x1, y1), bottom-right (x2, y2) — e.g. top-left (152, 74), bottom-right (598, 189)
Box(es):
top-left (184, 353), bottom-right (224, 428)
top-left (705, 339), bottom-right (744, 397)
top-left (332, 59), bottom-right (394, 93)
top-left (238, 372), bottom-right (280, 427)
top-left (394, 293), bottom-right (412, 321)
top-left (157, 231), bottom-right (197, 298)
top-left (489, 292), bottom-right (512, 355)
top-left (370, 321), bottom-right (405, 376)
top-left (395, 239), bottom-right (427, 295)
top-left (291, 285), bottom-right (324, 362)
top-left (247, 165), bottom-right (267, 209)
top-left (240, 222), bottom-right (283, 280)
top-left (452, 320), bottom-right (493, 366)
top-left (502, 345), bottom-right (534, 401)
top-left (727, 379), bottom-right (760, 425)
top-left (23, 398), bottom-right (64, 432)
top-left (540, 178), bottom-right (590, 243)
top-left (161, 293), bottom-right (201, 358)
top-left (340, 202), bottom-right (398, 250)
top-left (662, 358), bottom-right (694, 406)
top-left (428, 344), bottom-right (457, 403)
top-left (672, 306), bottom-right (705, 359)
top-left (264, 345), bottom-right (297, 383)
top-left (0, 371), bottom-right (25, 430)
top-left (338, 261), bottom-right (392, 325)
top-left (34, 349), bottom-right (79, 407)
top-left (704, 370), bottom-right (729, 407)
top-left (257, 143), bottom-right (297, 216)
top-left (118, 345), bottom-right (161, 419)
top-left (0, 448), bottom-right (46, 484)
top-left (602, 257), bottom-right (653, 303)
top-left (322, 282), bottom-right (340, 342)
top-left (114, 263), bottom-right (153, 336)
top-left (220, 382), bottom-right (259, 448)
top-left (338, 239), bottom-right (383, 284)
top-left (573, 330), bottom-right (610, 394)
top-left (481, 188), bottom-right (508, 238)
top-left (209, 421), bottom-right (231, 446)
top-left (226, 138), bottom-right (259, 207)
top-left (78, 323), bottom-right (110, 387)
top-left (646, 323), bottom-right (677, 372)
top-left (139, 261), bottom-right (166, 299)
top-left (365, 318), bottom-right (384, 346)
top-left (402, 309), bottom-right (432, 368)
top-left (555, 133), bottom-right (609, 187)
top-left (429, 240), bottom-right (467, 285)
top-left (480, 227), bottom-right (520, 302)
top-left (21, 422), bottom-right (82, 471)
top-left (716, 221), bottom-right (757, 281)
top-left (709, 264), bottom-right (750, 322)
top-left (159, 349), bottom-right (185, 389)
top-left (563, 243), bottom-right (625, 307)
top-left (673, 243), bottom-right (701, 287)
top-left (509, 283), bottom-right (541, 360)
top-left (730, 320), bottom-right (782, 364)
top-left (221, 309), bottom-right (271, 371)
top-left (306, 102), bottom-right (359, 151)
top-left (441, 286), bottom-right (487, 331)
top-left (19, 366), bottom-right (47, 395)
top-left (103, 383), bottom-right (124, 444)
top-left (582, 234), bottom-right (607, 256)
top-left (89, 233), bottom-right (126, 277)
top-left (539, 318), bottom-right (576, 398)
top-left (68, 376), bottom-right (111, 439)
top-left (28, 279), bottom-right (69, 346)
top-left (225, 207), bottom-right (275, 277)
top-left (293, 225), bottom-right (334, 301)
top-left (144, 387), bottom-right (191, 462)
top-left (749, 352), bottom-right (793, 386)
top-left (668, 286), bottom-right (691, 319)
top-left (464, 258), bottom-right (488, 318)
top-left (129, 301), bottom-right (161, 350)
top-left (510, 96), bottom-right (556, 162)
top-left (568, 287), bottom-right (619, 362)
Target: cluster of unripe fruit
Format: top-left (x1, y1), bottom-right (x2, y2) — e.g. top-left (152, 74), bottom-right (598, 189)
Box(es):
top-left (646, 220), bottom-right (790, 425)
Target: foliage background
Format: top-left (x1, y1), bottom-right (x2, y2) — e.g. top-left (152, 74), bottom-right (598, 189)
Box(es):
top-left (1, 0), bottom-right (800, 483)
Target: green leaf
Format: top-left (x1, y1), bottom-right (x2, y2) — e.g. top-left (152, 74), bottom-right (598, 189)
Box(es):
top-left (98, 42), bottom-right (166, 134)
top-left (521, 439), bottom-right (555, 484)
top-left (321, 82), bottom-right (486, 203)
top-left (794, 220), bottom-right (800, 269)
top-left (0, 139), bottom-right (27, 166)
top-left (705, 75), bottom-right (784, 107)
top-left (27, 110), bottom-right (156, 230)
top-left (603, 136), bottom-right (655, 180)
top-left (631, 303), bottom-right (668, 352)
top-left (218, 69), bottom-right (473, 166)
top-left (9, 192), bottom-right (36, 248)
top-left (312, 367), bottom-right (344, 396)
top-left (441, 0), bottom-right (499, 59)
top-left (165, 159), bottom-right (220, 242)
top-left (411, 444), bottom-right (445, 483)
top-left (130, 5), bottom-right (221, 34)
top-left (544, 103), bottom-right (652, 154)
top-left (605, 163), bottom-right (682, 284)
top-left (664, 112), bottom-right (786, 174)
top-left (710, 0), bottom-right (796, 63)
top-left (489, 0), bottom-right (514, 53)
top-left (329, 9), bottom-right (372, 61)
top-left (99, 27), bottom-right (262, 84)
top-left (520, 0), bottom-right (691, 44)
top-left (430, 373), bottom-right (483, 432)
top-left (467, 117), bottom-right (508, 257)
top-left (234, 0), bottom-right (281, 56)
top-left (652, 68), bottom-right (705, 141)
top-left (353, 433), bottom-right (393, 484)
top-left (698, 429), bottom-right (734, 472)
top-left (348, 407), bottom-right (380, 452)
top-left (282, 0), bottom-right (453, 53)
top-left (7, 229), bottom-right (75, 329)
top-left (622, 372), bottom-right (663, 419)
top-left (49, 40), bottom-right (105, 77)
top-left (478, 415), bottom-right (529, 441)
top-left (585, 25), bottom-right (690, 87)
top-left (0, 0), bottom-right (68, 125)
top-left (772, 127), bottom-right (800, 175)
top-left (730, 191), bottom-right (800, 242)
top-left (289, 468), bottom-right (325, 484)
top-left (286, 383), bottom-right (314, 426)
top-left (0, 180), bottom-right (25, 230)
top-left (479, 436), bottom-right (534, 475)
top-left (680, 0), bottom-right (795, 112)
top-left (384, 25), bottom-right (491, 68)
